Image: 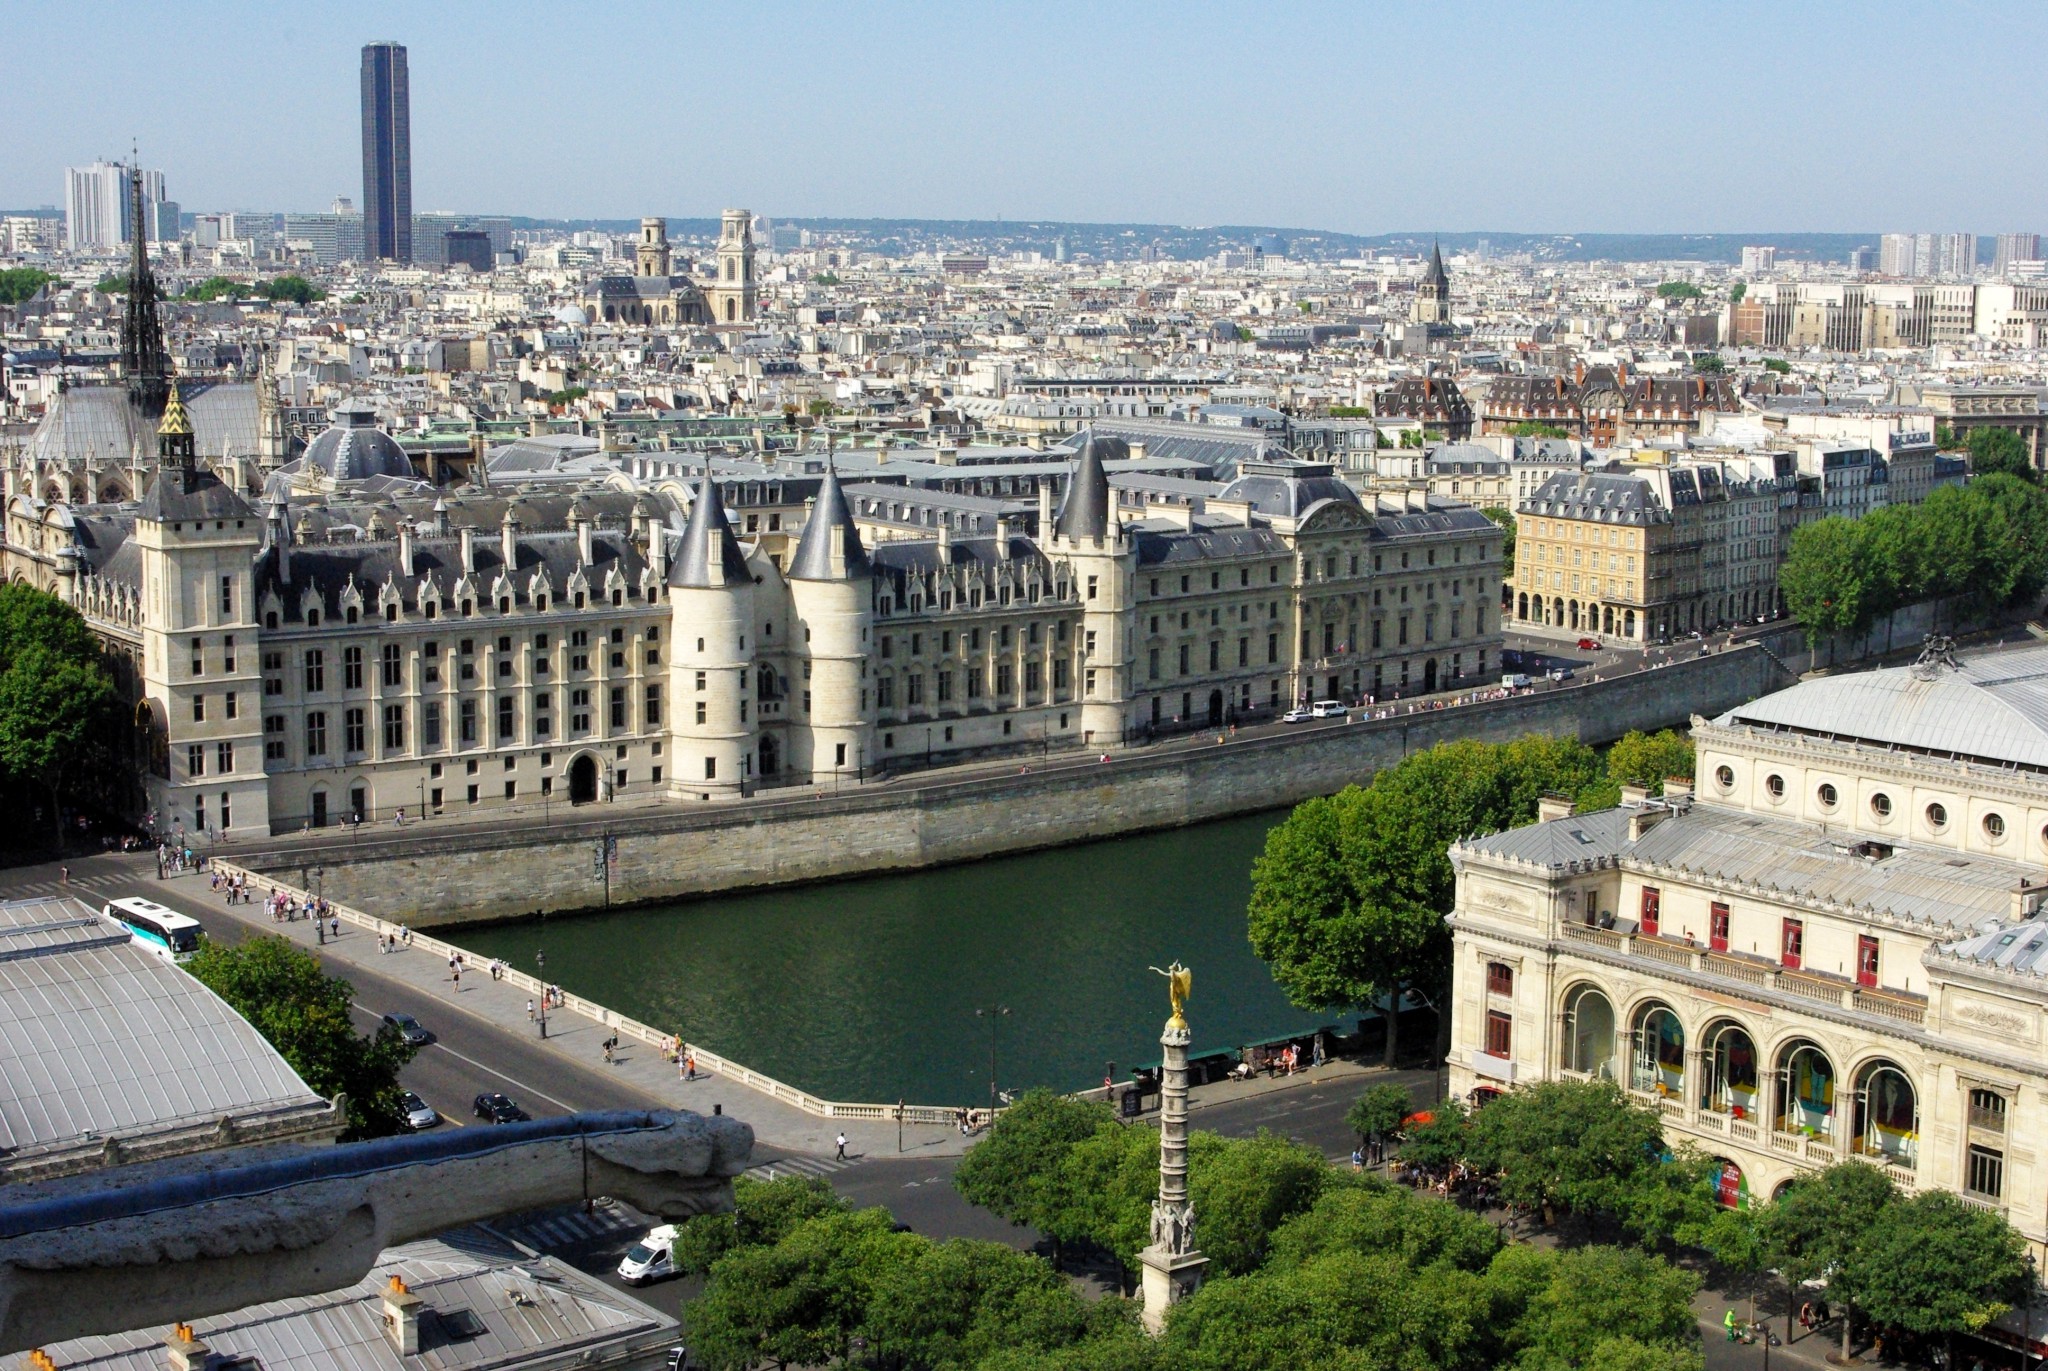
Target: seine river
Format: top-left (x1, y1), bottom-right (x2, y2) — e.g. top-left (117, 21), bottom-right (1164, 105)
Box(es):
top-left (455, 810), bottom-right (1333, 1106)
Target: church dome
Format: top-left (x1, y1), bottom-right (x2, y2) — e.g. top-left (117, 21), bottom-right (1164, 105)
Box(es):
top-left (303, 407), bottom-right (415, 482)
top-left (553, 304), bottom-right (590, 327)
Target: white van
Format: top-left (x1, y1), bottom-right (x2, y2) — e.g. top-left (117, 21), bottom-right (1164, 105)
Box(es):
top-left (1501, 673), bottom-right (1532, 689)
top-left (1310, 700), bottom-right (1347, 719)
top-left (617, 1224), bottom-right (679, 1285)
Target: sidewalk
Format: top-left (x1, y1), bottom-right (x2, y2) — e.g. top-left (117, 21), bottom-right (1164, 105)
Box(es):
top-left (178, 866), bottom-right (980, 1164)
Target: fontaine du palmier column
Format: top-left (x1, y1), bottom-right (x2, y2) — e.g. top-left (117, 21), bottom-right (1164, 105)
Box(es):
top-left (1139, 960), bottom-right (1208, 1334)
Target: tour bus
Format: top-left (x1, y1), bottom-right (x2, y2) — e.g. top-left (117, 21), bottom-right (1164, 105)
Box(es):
top-left (103, 897), bottom-right (203, 964)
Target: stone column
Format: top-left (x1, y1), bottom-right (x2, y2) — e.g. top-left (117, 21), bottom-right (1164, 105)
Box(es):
top-left (1139, 1011), bottom-right (1208, 1334)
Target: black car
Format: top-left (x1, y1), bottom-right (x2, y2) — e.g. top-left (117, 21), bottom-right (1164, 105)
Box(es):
top-left (383, 1013), bottom-right (431, 1046)
top-left (473, 1092), bottom-right (529, 1124)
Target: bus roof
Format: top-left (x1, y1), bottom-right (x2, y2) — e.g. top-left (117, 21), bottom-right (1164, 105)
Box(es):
top-left (104, 897), bottom-right (200, 927)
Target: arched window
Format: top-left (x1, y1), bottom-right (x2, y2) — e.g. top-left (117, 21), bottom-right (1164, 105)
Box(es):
top-left (1854, 1061), bottom-right (1917, 1167)
top-left (1561, 985), bottom-right (1615, 1078)
top-left (1700, 1021), bottom-right (1759, 1119)
top-left (1631, 1003), bottom-right (1684, 1097)
top-left (1776, 1040), bottom-right (1836, 1139)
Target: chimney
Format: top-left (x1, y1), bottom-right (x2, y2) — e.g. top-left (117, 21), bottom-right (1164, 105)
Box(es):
top-left (995, 516), bottom-right (1011, 557)
top-left (578, 516), bottom-right (595, 568)
top-left (501, 511), bottom-right (520, 570)
top-left (471, 429), bottom-right (491, 490)
top-left (397, 520), bottom-right (414, 579)
top-left (1662, 775), bottom-right (1693, 802)
top-left (1037, 478), bottom-right (1053, 534)
top-left (650, 522), bottom-right (668, 581)
top-left (1537, 793), bottom-right (1576, 823)
top-left (381, 1275), bottom-right (424, 1357)
top-left (1619, 782), bottom-right (1650, 807)
top-left (459, 525), bottom-right (476, 575)
top-left (165, 1324), bottom-right (211, 1371)
top-left (528, 413), bottom-right (546, 437)
top-left (937, 519), bottom-right (952, 557)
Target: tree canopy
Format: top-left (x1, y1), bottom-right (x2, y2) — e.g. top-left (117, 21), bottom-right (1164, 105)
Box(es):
top-left (1762, 358), bottom-right (1790, 374)
top-left (1247, 736), bottom-right (1606, 1059)
top-left (1482, 507), bottom-right (1517, 576)
top-left (185, 936), bottom-right (416, 1137)
top-left (0, 268), bottom-right (55, 305)
top-left (1655, 281), bottom-right (1704, 300)
top-left (0, 585), bottom-right (120, 847)
top-left (1690, 353), bottom-right (1725, 373)
top-left (180, 275), bottom-right (326, 304)
top-left (1728, 281), bottom-right (1747, 304)
top-left (1967, 425), bottom-right (2035, 482)
top-left (1509, 422), bottom-right (1570, 439)
top-left (1780, 475), bottom-right (2048, 642)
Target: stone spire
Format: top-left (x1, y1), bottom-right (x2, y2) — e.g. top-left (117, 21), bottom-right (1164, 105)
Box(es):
top-left (1139, 961), bottom-right (1207, 1333)
top-left (120, 163), bottom-right (171, 418)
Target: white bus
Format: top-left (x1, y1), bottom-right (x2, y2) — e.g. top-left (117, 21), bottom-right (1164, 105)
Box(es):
top-left (103, 897), bottom-right (203, 964)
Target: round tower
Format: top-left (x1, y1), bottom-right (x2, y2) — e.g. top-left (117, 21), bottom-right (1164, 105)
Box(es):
top-left (665, 477), bottom-right (756, 800)
top-left (786, 463), bottom-right (874, 783)
top-left (1047, 435), bottom-right (1137, 747)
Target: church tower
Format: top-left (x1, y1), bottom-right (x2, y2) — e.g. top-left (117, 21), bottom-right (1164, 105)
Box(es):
top-left (706, 209), bottom-right (757, 325)
top-left (1412, 241), bottom-right (1451, 326)
top-left (636, 217), bottom-right (672, 278)
top-left (120, 164), bottom-right (171, 418)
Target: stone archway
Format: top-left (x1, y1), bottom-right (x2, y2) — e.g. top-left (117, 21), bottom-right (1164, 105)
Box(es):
top-left (568, 754), bottom-right (598, 804)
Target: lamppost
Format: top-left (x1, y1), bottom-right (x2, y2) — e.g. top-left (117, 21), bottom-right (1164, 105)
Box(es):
top-left (975, 1006), bottom-right (1010, 1115)
top-left (2026, 1250), bottom-right (2038, 1368)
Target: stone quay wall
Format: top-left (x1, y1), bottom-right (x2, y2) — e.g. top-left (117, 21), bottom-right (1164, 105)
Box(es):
top-left (234, 641), bottom-right (1782, 928)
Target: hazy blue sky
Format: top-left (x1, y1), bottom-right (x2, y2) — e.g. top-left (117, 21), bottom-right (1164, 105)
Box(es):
top-left (6, 1), bottom-right (2042, 233)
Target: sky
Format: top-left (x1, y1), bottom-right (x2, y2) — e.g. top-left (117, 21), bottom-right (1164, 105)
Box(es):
top-left (5, 0), bottom-right (2044, 234)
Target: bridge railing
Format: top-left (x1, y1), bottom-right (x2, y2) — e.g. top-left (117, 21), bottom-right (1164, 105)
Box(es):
top-left (205, 861), bottom-right (980, 1129)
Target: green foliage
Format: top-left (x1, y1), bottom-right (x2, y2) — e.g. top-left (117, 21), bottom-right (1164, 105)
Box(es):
top-left (1248, 736), bottom-right (1604, 1017)
top-left (542, 385), bottom-right (588, 408)
top-left (1852, 1189), bottom-right (2029, 1342)
top-left (1398, 1099), bottom-right (1472, 1171)
top-left (1182, 1130), bottom-right (1329, 1276)
top-left (1482, 506), bottom-right (1517, 576)
top-left (1781, 475), bottom-right (2048, 642)
top-left (1267, 1177), bottom-right (1502, 1274)
top-left (1936, 422), bottom-right (1959, 450)
top-left (1578, 728), bottom-right (1695, 811)
top-left (674, 1172), bottom-right (851, 1274)
top-left (1691, 353), bottom-right (1725, 373)
top-left (1235, 326), bottom-right (1253, 343)
top-left (0, 585), bottom-right (119, 846)
top-left (1509, 422), bottom-right (1570, 438)
top-left (1967, 425), bottom-right (2034, 482)
top-left (811, 272), bottom-right (841, 286)
top-left (0, 268), bottom-right (55, 305)
top-left (1398, 428), bottom-right (1426, 448)
top-left (184, 936), bottom-right (416, 1137)
top-left (806, 398), bottom-right (837, 417)
top-left (954, 1089), bottom-right (1114, 1245)
top-left (1655, 281), bottom-right (1704, 300)
top-left (1462, 1079), bottom-right (1666, 1221)
top-left (1728, 281), bottom-right (1747, 304)
top-left (93, 275), bottom-right (127, 295)
top-left (180, 275), bottom-right (326, 304)
top-left (1345, 1081), bottom-right (1414, 1143)
top-left (1493, 1244), bottom-right (1701, 1371)
top-left (1327, 405), bottom-right (1372, 418)
top-left (1763, 358), bottom-right (1790, 374)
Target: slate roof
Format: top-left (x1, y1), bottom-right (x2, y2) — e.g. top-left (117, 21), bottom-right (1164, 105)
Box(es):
top-left (1218, 459), bottom-right (1363, 519)
top-left (1457, 807), bottom-right (1634, 869)
top-left (303, 412), bottom-right (416, 482)
top-left (668, 477), bottom-right (750, 588)
top-left (136, 464), bottom-right (257, 524)
top-left (1715, 641), bottom-right (2048, 772)
top-left (1053, 435), bottom-right (1118, 540)
top-left (1521, 470), bottom-right (1668, 525)
top-left (45, 1237), bottom-right (675, 1371)
top-left (258, 528), bottom-right (652, 619)
top-left (787, 463), bottom-right (870, 581)
top-left (0, 897), bottom-right (324, 1161)
top-left (26, 383), bottom-right (263, 467)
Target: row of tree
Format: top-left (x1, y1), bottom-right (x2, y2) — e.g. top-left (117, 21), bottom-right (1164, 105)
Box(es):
top-left (1246, 732), bottom-right (1692, 1065)
top-left (1382, 1078), bottom-right (2030, 1367)
top-left (677, 1092), bottom-right (1708, 1371)
top-left (1779, 472), bottom-right (2048, 643)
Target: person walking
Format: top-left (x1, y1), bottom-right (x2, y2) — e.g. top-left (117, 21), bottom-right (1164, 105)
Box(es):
top-left (683, 1050), bottom-right (697, 1081)
top-left (527, 998), bottom-right (535, 1022)
top-left (835, 1132), bottom-right (847, 1161)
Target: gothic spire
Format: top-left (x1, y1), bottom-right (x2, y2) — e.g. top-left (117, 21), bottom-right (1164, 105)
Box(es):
top-left (120, 163), bottom-right (171, 418)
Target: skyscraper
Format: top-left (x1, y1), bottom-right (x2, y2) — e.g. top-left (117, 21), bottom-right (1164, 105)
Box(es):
top-left (65, 162), bottom-right (166, 250)
top-left (360, 41), bottom-right (411, 262)
top-left (1995, 233), bottom-right (2041, 275)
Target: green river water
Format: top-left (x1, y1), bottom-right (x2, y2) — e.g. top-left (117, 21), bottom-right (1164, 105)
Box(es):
top-left (454, 810), bottom-right (1335, 1106)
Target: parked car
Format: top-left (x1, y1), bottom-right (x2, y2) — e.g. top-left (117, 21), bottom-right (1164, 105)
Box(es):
top-left (618, 1225), bottom-right (680, 1285)
top-left (401, 1090), bottom-right (439, 1131)
top-left (1547, 667), bottom-right (1574, 682)
top-left (382, 1012), bottom-right (431, 1046)
top-left (473, 1092), bottom-right (529, 1124)
top-left (1577, 637), bottom-right (1600, 650)
top-left (1310, 700), bottom-right (1347, 719)
top-left (1501, 673), bottom-right (1533, 689)
top-left (1281, 707), bottom-right (1314, 723)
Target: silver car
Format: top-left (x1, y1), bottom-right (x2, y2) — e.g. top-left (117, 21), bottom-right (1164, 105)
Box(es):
top-left (401, 1090), bottom-right (439, 1131)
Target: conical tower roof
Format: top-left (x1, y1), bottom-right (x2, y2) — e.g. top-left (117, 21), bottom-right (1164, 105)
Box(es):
top-left (1424, 240), bottom-right (1450, 289)
top-left (667, 476), bottom-right (750, 587)
top-left (157, 381), bottom-right (192, 437)
top-left (788, 461), bottom-right (870, 580)
top-left (1054, 434), bottom-right (1117, 540)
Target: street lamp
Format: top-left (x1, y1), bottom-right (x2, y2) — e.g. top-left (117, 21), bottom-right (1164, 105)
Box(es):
top-left (974, 1006), bottom-right (1010, 1115)
top-left (2026, 1251), bottom-right (2038, 1368)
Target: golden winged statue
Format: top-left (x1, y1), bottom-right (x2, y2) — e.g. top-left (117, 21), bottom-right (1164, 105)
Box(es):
top-left (1149, 961), bottom-right (1192, 1027)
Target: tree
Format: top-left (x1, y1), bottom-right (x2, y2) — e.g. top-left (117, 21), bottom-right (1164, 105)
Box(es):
top-left (689, 1206), bottom-right (893, 1370)
top-left (92, 275), bottom-right (126, 295)
top-left (257, 275), bottom-right (324, 305)
top-left (1758, 1161), bottom-right (1899, 1358)
top-left (1691, 353), bottom-right (1725, 374)
top-left (954, 1088), bottom-right (1112, 1261)
top-left (1397, 1099), bottom-right (1471, 1171)
top-left (1249, 737), bottom-right (1603, 1066)
top-left (1967, 425), bottom-right (2036, 482)
top-left (185, 936), bottom-right (417, 1137)
top-left (0, 643), bottom-right (116, 848)
top-left (1462, 1079), bottom-right (1665, 1225)
top-left (1482, 507), bottom-right (1517, 577)
top-left (1655, 282), bottom-right (1704, 300)
top-left (1327, 405), bottom-right (1372, 418)
top-left (1780, 516), bottom-right (1891, 644)
top-left (1345, 1082), bottom-right (1414, 1150)
top-left (811, 271), bottom-right (841, 286)
top-left (1728, 281), bottom-right (1747, 304)
top-left (673, 1172), bottom-right (850, 1274)
top-left (1852, 1190), bottom-right (2029, 1365)
top-left (0, 268), bottom-right (54, 305)
top-left (1763, 358), bottom-right (1790, 374)
top-left (1509, 422), bottom-right (1570, 439)
top-left (1489, 1243), bottom-right (1702, 1371)
top-left (1936, 422), bottom-right (1959, 450)
top-left (1267, 1177), bottom-right (1501, 1275)
top-left (1182, 1130), bottom-right (1328, 1276)
top-left (1603, 729), bottom-right (1694, 797)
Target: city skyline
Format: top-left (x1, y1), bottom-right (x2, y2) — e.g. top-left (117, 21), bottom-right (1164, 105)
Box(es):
top-left (5, 0), bottom-right (2047, 233)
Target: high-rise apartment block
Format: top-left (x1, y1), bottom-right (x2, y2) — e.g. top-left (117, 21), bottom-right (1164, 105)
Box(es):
top-left (64, 162), bottom-right (166, 250)
top-left (1739, 245), bottom-right (1775, 274)
top-left (1994, 233), bottom-right (2041, 275)
top-left (360, 41), bottom-right (412, 262)
top-left (1879, 232), bottom-right (1978, 279)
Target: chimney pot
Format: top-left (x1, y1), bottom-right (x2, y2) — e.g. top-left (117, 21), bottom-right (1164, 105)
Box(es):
top-left (381, 1277), bottom-right (424, 1357)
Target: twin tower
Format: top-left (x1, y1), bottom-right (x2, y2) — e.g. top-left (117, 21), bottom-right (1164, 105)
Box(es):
top-left (636, 211), bottom-right (756, 324)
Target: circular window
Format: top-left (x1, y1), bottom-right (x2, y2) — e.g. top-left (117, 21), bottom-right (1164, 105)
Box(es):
top-left (1715, 765), bottom-right (1735, 791)
top-left (1926, 802), bottom-right (1949, 831)
top-left (1765, 774), bottom-right (1785, 800)
top-left (1817, 783), bottom-right (1839, 809)
top-left (1985, 812), bottom-right (2007, 840)
top-left (1871, 792), bottom-right (1892, 819)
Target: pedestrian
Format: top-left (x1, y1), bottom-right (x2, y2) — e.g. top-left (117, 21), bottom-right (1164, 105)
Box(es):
top-left (527, 998), bottom-right (535, 1021)
top-left (604, 1037), bottom-right (613, 1064)
top-left (835, 1132), bottom-right (847, 1161)
top-left (1351, 1148), bottom-right (1364, 1172)
top-left (684, 1050), bottom-right (697, 1081)
top-left (452, 963), bottom-right (461, 988)
top-left (329, 915), bottom-right (339, 939)
top-left (1724, 1308), bottom-right (1740, 1343)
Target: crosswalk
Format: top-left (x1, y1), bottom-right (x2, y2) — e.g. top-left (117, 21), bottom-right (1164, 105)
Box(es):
top-left (488, 1199), bottom-right (652, 1254)
top-left (743, 1153), bottom-right (862, 1183)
